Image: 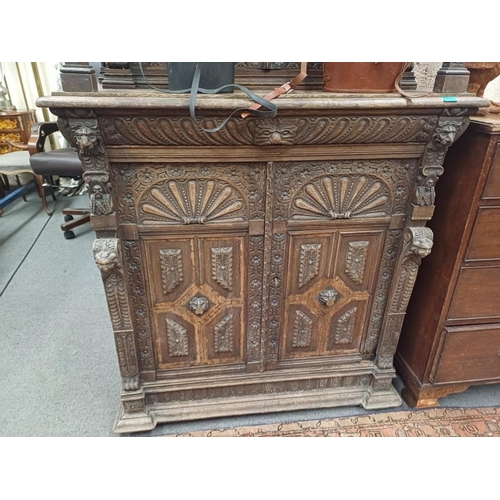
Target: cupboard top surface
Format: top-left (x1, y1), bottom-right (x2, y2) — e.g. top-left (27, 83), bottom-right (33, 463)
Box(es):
top-left (37, 91), bottom-right (489, 113)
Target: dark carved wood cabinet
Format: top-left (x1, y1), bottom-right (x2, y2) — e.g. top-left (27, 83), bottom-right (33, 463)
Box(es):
top-left (38, 90), bottom-right (485, 433)
top-left (396, 114), bottom-right (500, 407)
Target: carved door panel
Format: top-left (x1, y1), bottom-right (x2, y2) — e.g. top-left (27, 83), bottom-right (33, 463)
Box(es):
top-left (143, 234), bottom-right (246, 369)
top-left (281, 229), bottom-right (385, 360)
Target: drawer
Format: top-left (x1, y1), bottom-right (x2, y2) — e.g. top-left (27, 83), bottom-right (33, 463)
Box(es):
top-left (448, 267), bottom-right (500, 322)
top-left (483, 142), bottom-right (500, 199)
top-left (465, 206), bottom-right (500, 261)
top-left (434, 324), bottom-right (500, 383)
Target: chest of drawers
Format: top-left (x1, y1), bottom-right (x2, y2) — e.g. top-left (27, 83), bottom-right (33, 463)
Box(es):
top-left (38, 90), bottom-right (486, 432)
top-left (0, 110), bottom-right (36, 154)
top-left (397, 115), bottom-right (500, 406)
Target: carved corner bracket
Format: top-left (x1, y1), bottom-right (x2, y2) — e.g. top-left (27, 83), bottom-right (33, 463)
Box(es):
top-left (412, 115), bottom-right (470, 215)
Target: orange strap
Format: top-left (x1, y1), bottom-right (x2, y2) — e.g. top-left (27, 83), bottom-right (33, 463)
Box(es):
top-left (241, 62), bottom-right (308, 118)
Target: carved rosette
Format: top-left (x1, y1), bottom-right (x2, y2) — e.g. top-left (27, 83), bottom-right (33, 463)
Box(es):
top-left (376, 227), bottom-right (434, 369)
top-left (93, 238), bottom-right (139, 390)
top-left (265, 232), bottom-right (286, 366)
top-left (247, 236), bottom-right (264, 367)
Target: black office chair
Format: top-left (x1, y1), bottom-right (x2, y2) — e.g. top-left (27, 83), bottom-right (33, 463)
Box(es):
top-left (29, 122), bottom-right (90, 239)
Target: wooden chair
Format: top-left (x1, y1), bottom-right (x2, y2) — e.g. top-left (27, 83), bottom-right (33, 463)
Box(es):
top-left (0, 137), bottom-right (49, 216)
top-left (28, 122), bottom-right (90, 239)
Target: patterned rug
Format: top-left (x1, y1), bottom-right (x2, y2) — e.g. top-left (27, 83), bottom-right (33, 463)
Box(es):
top-left (175, 407), bottom-right (500, 437)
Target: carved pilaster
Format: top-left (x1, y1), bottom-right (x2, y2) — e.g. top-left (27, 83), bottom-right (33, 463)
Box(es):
top-left (376, 227), bottom-right (433, 370)
top-left (94, 238), bottom-right (140, 391)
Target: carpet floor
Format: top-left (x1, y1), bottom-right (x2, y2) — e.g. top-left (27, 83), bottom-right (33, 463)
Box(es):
top-left (173, 407), bottom-right (500, 437)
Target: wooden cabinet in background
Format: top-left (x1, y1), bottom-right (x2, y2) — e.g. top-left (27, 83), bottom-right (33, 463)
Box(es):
top-left (396, 115), bottom-right (500, 407)
top-left (0, 110), bottom-right (36, 154)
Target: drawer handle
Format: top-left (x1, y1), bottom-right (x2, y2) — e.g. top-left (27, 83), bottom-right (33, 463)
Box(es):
top-left (188, 295), bottom-right (210, 315)
top-left (318, 287), bottom-right (339, 307)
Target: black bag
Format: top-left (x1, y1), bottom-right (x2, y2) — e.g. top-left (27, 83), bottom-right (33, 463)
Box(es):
top-left (140, 62), bottom-right (278, 133)
top-left (167, 62), bottom-right (235, 93)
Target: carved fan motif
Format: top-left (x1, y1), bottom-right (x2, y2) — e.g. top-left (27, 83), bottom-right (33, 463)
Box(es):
top-left (140, 180), bottom-right (246, 224)
top-left (291, 176), bottom-right (391, 220)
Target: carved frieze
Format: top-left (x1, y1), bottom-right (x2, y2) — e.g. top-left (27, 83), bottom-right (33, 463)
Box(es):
top-left (214, 314), bottom-right (234, 353)
top-left (211, 247), bottom-right (233, 291)
top-left (345, 241), bottom-right (369, 285)
top-left (298, 244), bottom-right (321, 288)
top-left (292, 310), bottom-right (313, 348)
top-left (166, 318), bottom-right (189, 357)
top-left (146, 374), bottom-right (372, 405)
top-left (99, 115), bottom-right (439, 147)
top-left (159, 249), bottom-right (183, 294)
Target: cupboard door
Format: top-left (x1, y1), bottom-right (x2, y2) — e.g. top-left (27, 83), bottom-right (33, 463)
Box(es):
top-left (280, 229), bottom-right (384, 360)
top-left (143, 234), bottom-right (247, 369)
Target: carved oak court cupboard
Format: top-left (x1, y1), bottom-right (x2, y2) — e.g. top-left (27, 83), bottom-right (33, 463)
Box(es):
top-left (37, 90), bottom-right (487, 433)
